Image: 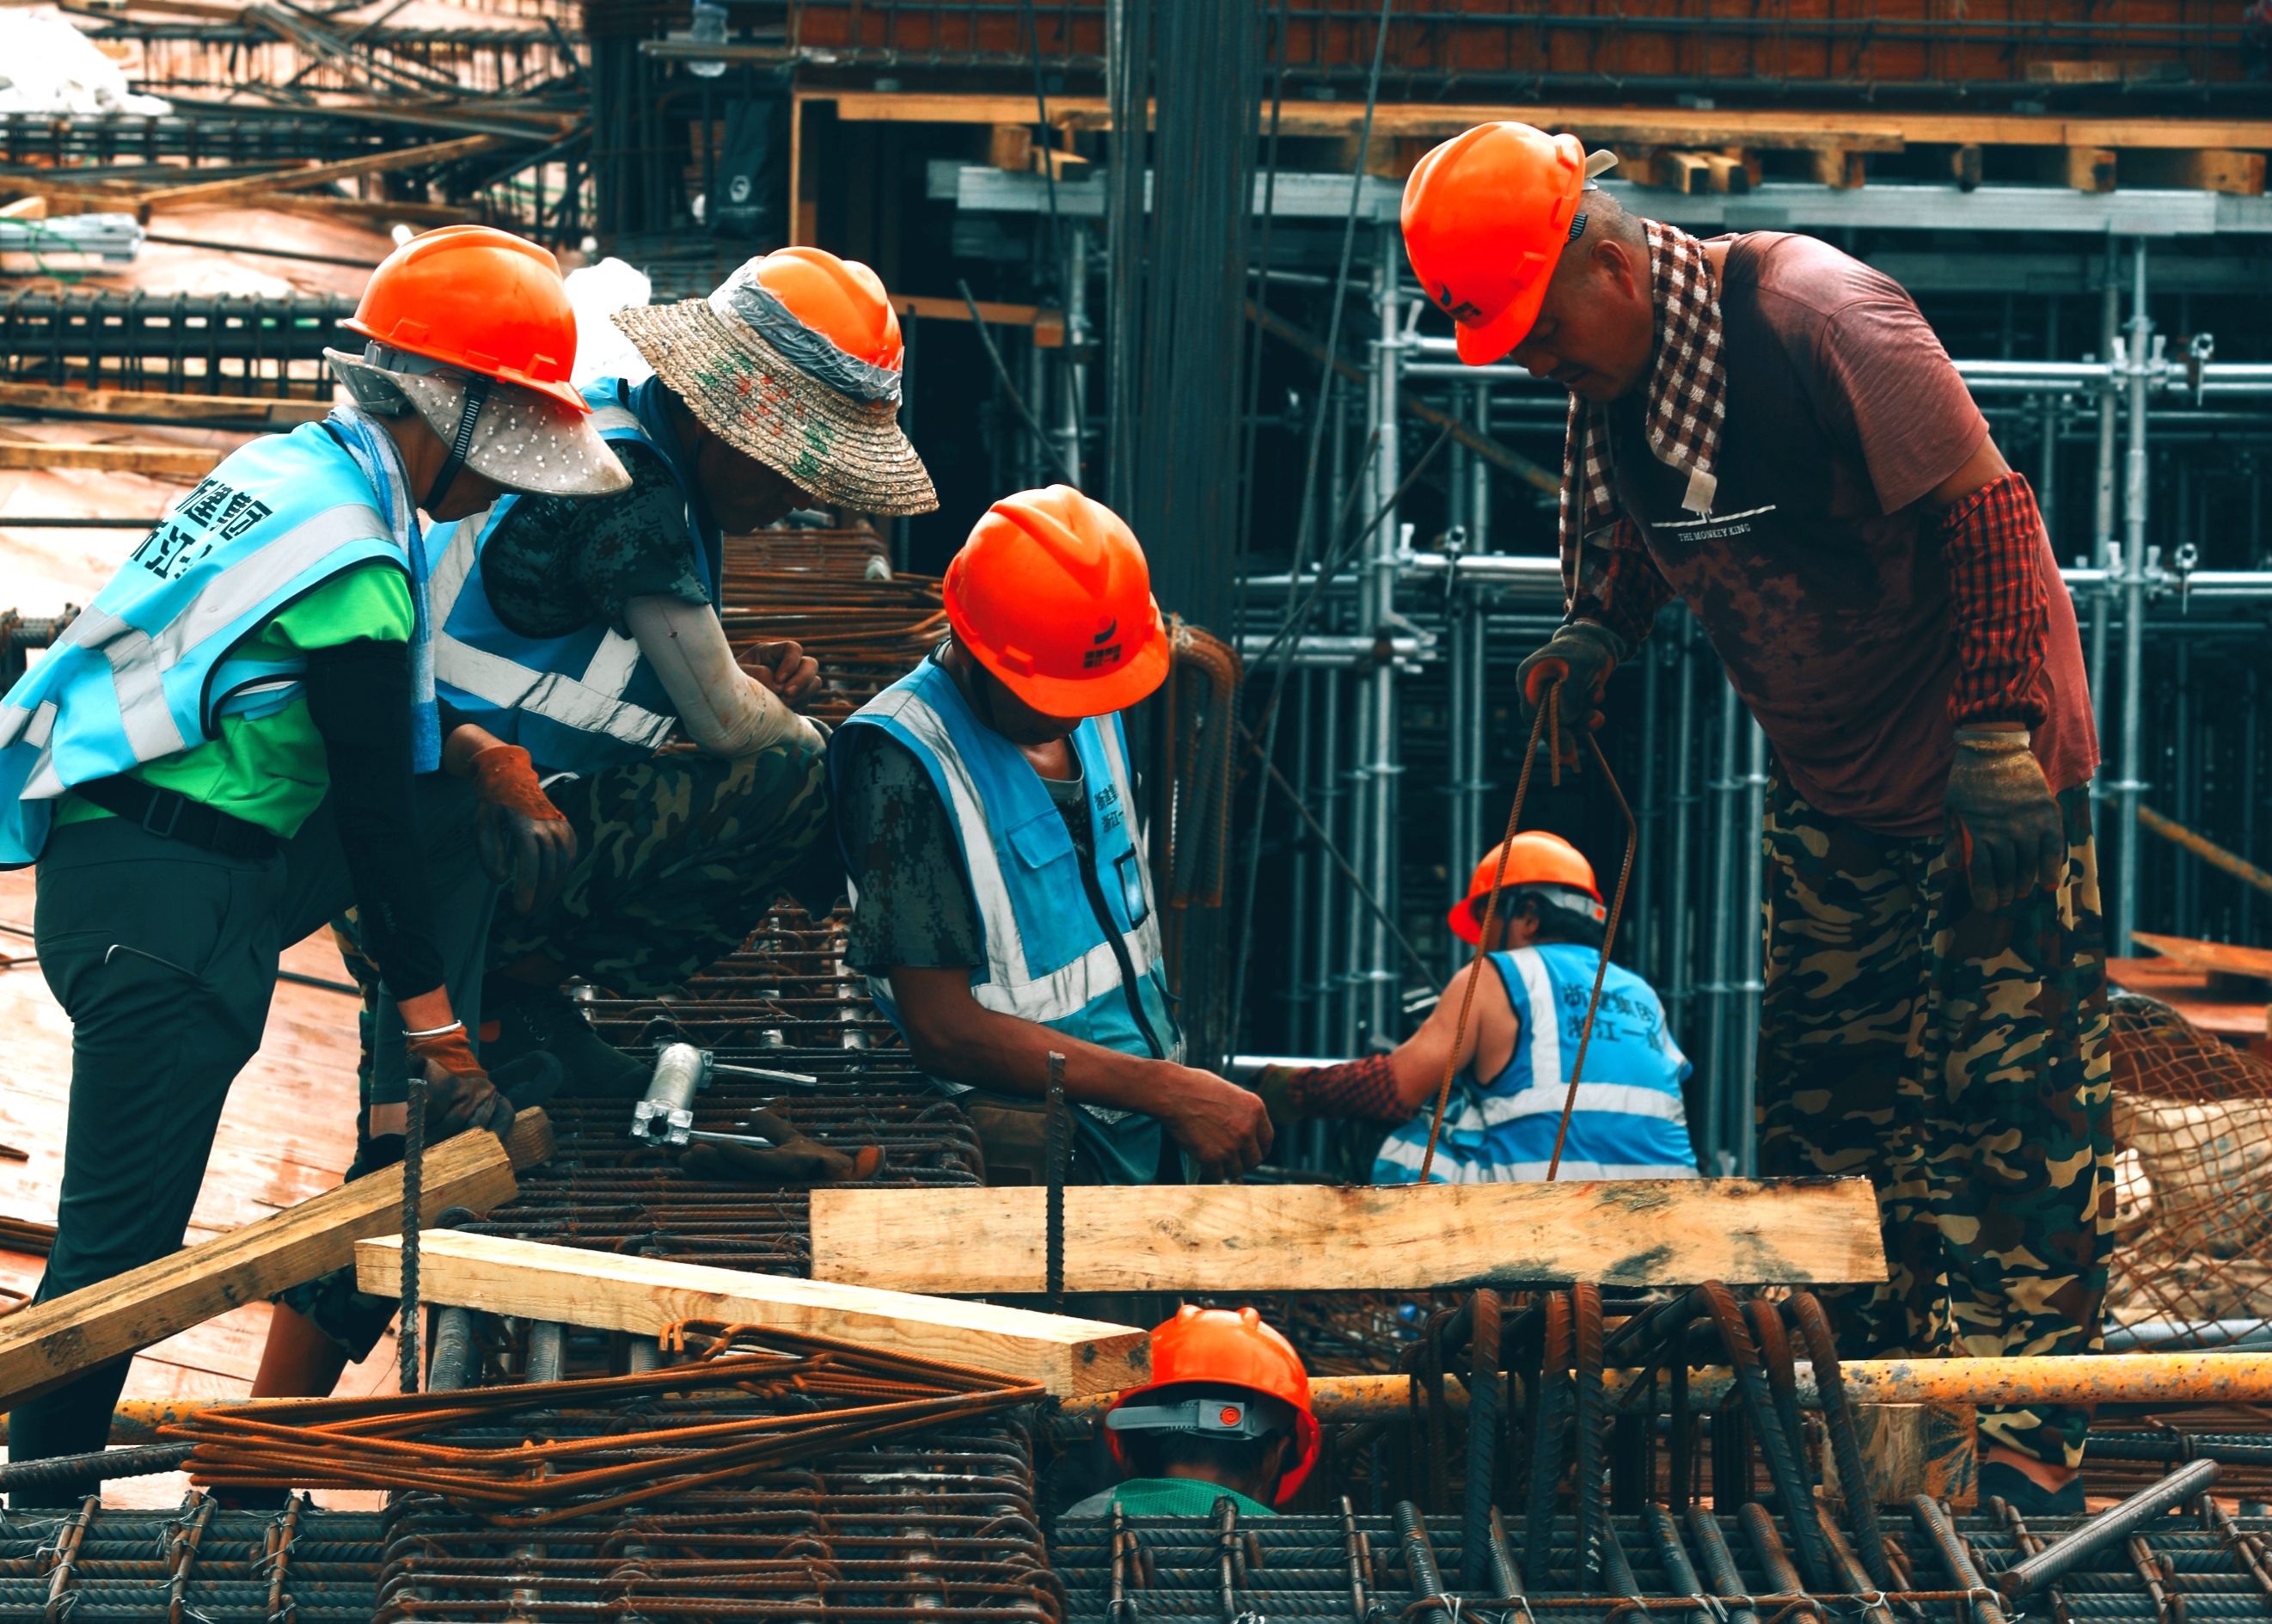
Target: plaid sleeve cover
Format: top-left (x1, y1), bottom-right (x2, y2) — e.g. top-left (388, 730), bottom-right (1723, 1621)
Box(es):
top-left (1567, 514), bottom-right (1675, 653)
top-left (1938, 470), bottom-right (2051, 728)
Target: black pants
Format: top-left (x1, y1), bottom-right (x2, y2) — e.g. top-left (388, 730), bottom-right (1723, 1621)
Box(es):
top-left (12, 777), bottom-right (492, 1496)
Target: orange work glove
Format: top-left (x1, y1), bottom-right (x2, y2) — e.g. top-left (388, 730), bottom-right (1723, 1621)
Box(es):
top-left (404, 1020), bottom-right (515, 1140)
top-left (468, 744), bottom-right (578, 916)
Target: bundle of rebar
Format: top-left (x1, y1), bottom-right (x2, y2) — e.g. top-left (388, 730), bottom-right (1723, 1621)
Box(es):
top-left (718, 570), bottom-right (946, 727)
top-left (163, 1324), bottom-right (1042, 1524)
top-left (0, 1493), bottom-right (385, 1623)
top-left (0, 291), bottom-right (353, 396)
top-left (372, 1419), bottom-right (1056, 1623)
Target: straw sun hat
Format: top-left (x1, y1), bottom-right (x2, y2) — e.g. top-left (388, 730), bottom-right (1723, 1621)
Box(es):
top-left (611, 256), bottom-right (938, 518)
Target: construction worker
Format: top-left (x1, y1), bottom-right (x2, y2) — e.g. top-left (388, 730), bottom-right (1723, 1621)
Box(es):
top-left (0, 224), bottom-right (628, 1493)
top-left (831, 487), bottom-right (1271, 1184)
top-left (1256, 831), bottom-right (1696, 1182)
top-left (255, 246), bottom-right (940, 1401)
top-left (1401, 123), bottom-right (2109, 1515)
top-left (431, 245), bottom-right (940, 1093)
top-left (1063, 1305), bottom-right (1320, 1518)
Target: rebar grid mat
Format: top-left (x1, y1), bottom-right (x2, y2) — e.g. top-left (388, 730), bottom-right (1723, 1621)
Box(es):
top-left (0, 1492), bottom-right (384, 1622)
top-left (1051, 1501), bottom-right (2272, 1624)
top-left (371, 1419), bottom-right (1056, 1624)
top-left (163, 1324), bottom-right (1042, 1526)
top-left (2105, 992), bottom-right (2272, 1345)
top-left (0, 291), bottom-right (352, 397)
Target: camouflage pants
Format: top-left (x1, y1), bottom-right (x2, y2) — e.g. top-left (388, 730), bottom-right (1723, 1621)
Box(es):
top-left (1756, 774), bottom-right (2115, 1468)
top-left (489, 736), bottom-right (838, 997)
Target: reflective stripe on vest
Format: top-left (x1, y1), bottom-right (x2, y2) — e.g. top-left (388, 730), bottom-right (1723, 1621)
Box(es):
top-left (1374, 943), bottom-right (1698, 1184)
top-left (835, 658), bottom-right (1180, 1181)
top-left (0, 422), bottom-right (407, 863)
top-left (428, 379), bottom-right (721, 775)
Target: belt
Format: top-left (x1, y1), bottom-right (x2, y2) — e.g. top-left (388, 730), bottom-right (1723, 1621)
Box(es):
top-left (73, 775), bottom-right (280, 861)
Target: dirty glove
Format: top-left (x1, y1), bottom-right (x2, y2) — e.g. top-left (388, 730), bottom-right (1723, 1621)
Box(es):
top-left (1516, 621), bottom-right (1622, 771)
top-left (1944, 726), bottom-right (2067, 913)
top-left (677, 1108), bottom-right (884, 1185)
top-left (405, 1020), bottom-right (516, 1140)
top-left (469, 744), bottom-right (578, 916)
top-left (1254, 1056), bottom-right (1405, 1129)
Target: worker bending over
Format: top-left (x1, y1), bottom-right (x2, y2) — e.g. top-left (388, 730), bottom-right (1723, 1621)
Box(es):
top-left (832, 487), bottom-right (1271, 1183)
top-left (0, 226), bottom-right (627, 1492)
top-left (431, 246), bottom-right (938, 1091)
top-left (1065, 1305), bottom-right (1320, 1518)
top-left (1258, 832), bottom-right (1696, 1182)
top-left (1403, 124), bottom-right (2108, 1514)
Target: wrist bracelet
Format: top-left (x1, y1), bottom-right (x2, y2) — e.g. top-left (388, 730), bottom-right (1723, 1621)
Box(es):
top-left (403, 1020), bottom-right (466, 1041)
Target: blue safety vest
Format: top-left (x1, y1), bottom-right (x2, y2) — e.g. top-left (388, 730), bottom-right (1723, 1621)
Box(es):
top-left (1375, 944), bottom-right (1698, 1183)
top-left (0, 423), bottom-right (407, 865)
top-left (427, 376), bottom-right (722, 777)
top-left (834, 655), bottom-right (1179, 1184)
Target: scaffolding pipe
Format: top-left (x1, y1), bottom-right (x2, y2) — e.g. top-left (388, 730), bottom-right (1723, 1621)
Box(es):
top-left (2116, 240), bottom-right (2153, 958)
top-left (1314, 661), bottom-right (1343, 1056)
top-left (1734, 715), bottom-right (1767, 1178)
top-left (1667, 613), bottom-right (1699, 1048)
top-left (1056, 221), bottom-right (1088, 488)
top-left (1289, 665), bottom-right (1314, 1040)
top-left (2089, 259), bottom-right (2118, 804)
top-left (1704, 671), bottom-right (1742, 1174)
top-left (1364, 224), bottom-right (1401, 1042)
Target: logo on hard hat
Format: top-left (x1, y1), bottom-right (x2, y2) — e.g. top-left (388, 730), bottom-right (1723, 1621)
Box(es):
top-left (1093, 619), bottom-right (1118, 645)
top-left (1083, 643), bottom-right (1124, 669)
top-left (1435, 285), bottom-right (1484, 322)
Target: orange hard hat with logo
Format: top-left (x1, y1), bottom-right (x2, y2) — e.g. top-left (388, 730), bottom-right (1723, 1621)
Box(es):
top-left (747, 244), bottom-right (904, 371)
top-left (1449, 830), bottom-right (1606, 944)
top-left (944, 485), bottom-right (1169, 719)
top-left (1401, 122), bottom-right (1609, 366)
top-left (341, 224), bottom-right (587, 414)
top-left (1105, 1306), bottom-right (1321, 1507)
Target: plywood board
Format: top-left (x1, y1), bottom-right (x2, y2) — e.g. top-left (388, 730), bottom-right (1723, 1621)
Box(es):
top-left (358, 1229), bottom-right (1149, 1397)
top-left (2132, 933), bottom-right (2272, 982)
top-left (809, 1178), bottom-right (1887, 1295)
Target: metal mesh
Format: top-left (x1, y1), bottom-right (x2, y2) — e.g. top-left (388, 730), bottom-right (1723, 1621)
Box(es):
top-left (2104, 992), bottom-right (2272, 1348)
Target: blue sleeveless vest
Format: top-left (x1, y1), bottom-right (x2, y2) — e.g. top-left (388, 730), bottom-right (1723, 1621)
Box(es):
top-left (1375, 944), bottom-right (1698, 1183)
top-left (427, 377), bottom-right (722, 777)
top-left (0, 423), bottom-right (406, 865)
top-left (833, 656), bottom-right (1178, 1184)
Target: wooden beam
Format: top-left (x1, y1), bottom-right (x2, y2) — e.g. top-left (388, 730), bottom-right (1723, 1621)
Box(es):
top-left (1810, 149), bottom-right (1866, 189)
top-left (1950, 144), bottom-right (1984, 192)
top-left (1697, 152), bottom-right (1750, 194)
top-left (138, 132), bottom-right (509, 213)
top-left (356, 1229), bottom-right (1149, 1397)
top-left (2120, 149), bottom-right (2267, 196)
top-left (0, 383), bottom-right (330, 426)
top-left (1651, 150), bottom-right (1711, 194)
top-left (0, 443), bottom-right (222, 477)
top-left (2045, 146), bottom-right (2118, 193)
top-left (0, 1123), bottom-right (520, 1414)
top-left (893, 293), bottom-right (1063, 347)
top-left (2025, 60), bottom-right (2120, 84)
top-left (808, 1179), bottom-right (1887, 1295)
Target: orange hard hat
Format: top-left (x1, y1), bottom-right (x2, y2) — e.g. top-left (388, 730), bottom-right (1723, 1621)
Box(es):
top-left (1448, 830), bottom-right (1605, 945)
top-left (746, 245), bottom-right (903, 371)
top-left (944, 486), bottom-right (1169, 719)
top-left (342, 224), bottom-right (587, 414)
top-left (1401, 122), bottom-right (1592, 366)
top-left (1106, 1306), bottom-right (1320, 1507)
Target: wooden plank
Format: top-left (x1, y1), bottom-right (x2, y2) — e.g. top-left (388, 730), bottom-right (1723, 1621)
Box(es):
top-left (0, 1125), bottom-right (519, 1414)
top-left (140, 132), bottom-right (508, 212)
top-left (1697, 152), bottom-right (1749, 194)
top-left (0, 443), bottom-right (221, 477)
top-left (1652, 150), bottom-right (1711, 193)
top-left (0, 382), bottom-right (331, 426)
top-left (893, 293), bottom-right (1063, 347)
top-left (2131, 932), bottom-right (2272, 982)
top-left (356, 1229), bottom-right (1150, 1397)
top-left (2120, 149), bottom-right (2267, 196)
top-left (808, 1179), bottom-right (1887, 1295)
top-left (988, 123), bottom-right (1032, 172)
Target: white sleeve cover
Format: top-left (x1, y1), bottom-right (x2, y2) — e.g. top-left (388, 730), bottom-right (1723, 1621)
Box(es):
top-left (622, 593), bottom-right (820, 758)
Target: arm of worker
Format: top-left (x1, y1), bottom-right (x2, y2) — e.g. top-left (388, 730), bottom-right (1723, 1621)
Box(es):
top-left (1253, 958), bottom-right (1516, 1128)
top-left (438, 721), bottom-right (577, 915)
top-left (885, 965), bottom-right (1272, 1180)
top-left (624, 594), bottom-right (824, 757)
top-left (304, 638), bottom-right (509, 1138)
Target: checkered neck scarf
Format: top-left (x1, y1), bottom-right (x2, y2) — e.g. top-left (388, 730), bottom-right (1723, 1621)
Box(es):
top-left (1558, 218), bottom-right (1728, 588)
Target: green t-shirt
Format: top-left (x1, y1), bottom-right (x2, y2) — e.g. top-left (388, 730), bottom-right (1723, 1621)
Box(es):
top-left (1061, 1479), bottom-right (1278, 1520)
top-left (56, 561), bottom-right (414, 840)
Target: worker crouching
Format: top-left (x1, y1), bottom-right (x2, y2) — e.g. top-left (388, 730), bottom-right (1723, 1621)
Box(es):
top-left (1258, 832), bottom-right (1698, 1183)
top-left (831, 487), bottom-right (1272, 1185)
top-left (1066, 1305), bottom-right (1320, 1518)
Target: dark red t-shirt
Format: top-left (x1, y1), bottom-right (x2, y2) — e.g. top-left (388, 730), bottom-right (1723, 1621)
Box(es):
top-left (1606, 232), bottom-right (2097, 837)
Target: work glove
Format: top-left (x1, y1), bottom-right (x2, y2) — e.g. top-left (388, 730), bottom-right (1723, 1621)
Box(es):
top-left (1944, 726), bottom-right (2067, 913)
top-left (405, 1021), bottom-right (516, 1141)
top-left (468, 744), bottom-right (578, 916)
top-left (1253, 1064), bottom-right (1311, 1131)
top-left (1516, 621), bottom-right (1621, 772)
top-left (677, 1108), bottom-right (884, 1185)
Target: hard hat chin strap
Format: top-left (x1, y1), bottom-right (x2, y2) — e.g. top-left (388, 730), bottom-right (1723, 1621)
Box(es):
top-left (423, 373), bottom-right (493, 512)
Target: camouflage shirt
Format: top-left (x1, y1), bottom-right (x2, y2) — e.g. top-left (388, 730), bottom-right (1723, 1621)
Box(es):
top-left (481, 438), bottom-right (712, 639)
